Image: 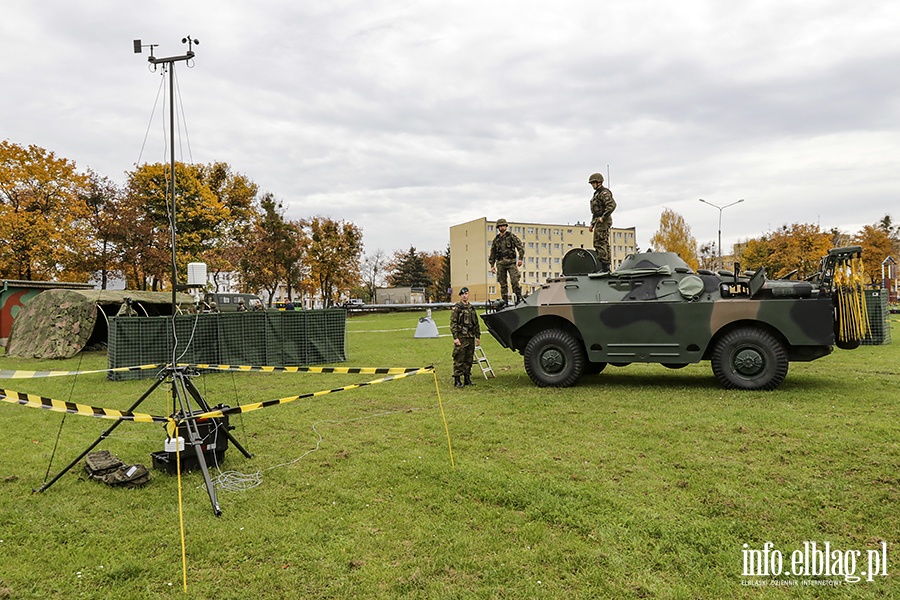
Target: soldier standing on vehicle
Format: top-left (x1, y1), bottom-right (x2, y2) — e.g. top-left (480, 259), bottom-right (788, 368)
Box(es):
top-left (450, 287), bottom-right (481, 388)
top-left (588, 172), bottom-right (617, 272)
top-left (489, 218), bottom-right (525, 304)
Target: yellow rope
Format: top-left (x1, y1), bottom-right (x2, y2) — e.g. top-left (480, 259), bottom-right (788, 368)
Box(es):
top-left (433, 370), bottom-right (455, 469)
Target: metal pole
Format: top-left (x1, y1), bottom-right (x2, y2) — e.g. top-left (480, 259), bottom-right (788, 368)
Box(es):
top-left (717, 209), bottom-right (723, 271)
top-left (144, 39), bottom-right (196, 364)
top-left (168, 62), bottom-right (177, 365)
top-left (699, 198), bottom-right (744, 270)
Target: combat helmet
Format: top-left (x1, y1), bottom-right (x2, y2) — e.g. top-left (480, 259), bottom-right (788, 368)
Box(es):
top-left (588, 173), bottom-right (604, 184)
top-left (496, 218), bottom-right (508, 226)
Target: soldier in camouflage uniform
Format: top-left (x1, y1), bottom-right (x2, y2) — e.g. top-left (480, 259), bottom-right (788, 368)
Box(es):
top-left (450, 287), bottom-right (481, 387)
top-left (489, 218), bottom-right (525, 303)
top-left (588, 173), bottom-right (617, 272)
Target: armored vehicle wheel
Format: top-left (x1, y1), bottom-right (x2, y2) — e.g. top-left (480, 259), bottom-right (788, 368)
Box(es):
top-left (711, 327), bottom-right (788, 390)
top-left (524, 329), bottom-right (585, 387)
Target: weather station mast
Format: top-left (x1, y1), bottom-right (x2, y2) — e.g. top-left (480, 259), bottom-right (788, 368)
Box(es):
top-left (133, 36), bottom-right (199, 314)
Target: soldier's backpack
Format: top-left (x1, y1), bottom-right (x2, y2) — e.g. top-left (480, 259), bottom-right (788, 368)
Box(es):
top-left (84, 450), bottom-right (150, 488)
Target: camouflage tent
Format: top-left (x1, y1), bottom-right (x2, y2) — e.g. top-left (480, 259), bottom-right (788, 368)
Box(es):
top-left (5, 289), bottom-right (193, 359)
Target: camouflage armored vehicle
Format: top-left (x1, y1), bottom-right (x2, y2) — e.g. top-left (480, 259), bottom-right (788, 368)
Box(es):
top-left (481, 247), bottom-right (868, 390)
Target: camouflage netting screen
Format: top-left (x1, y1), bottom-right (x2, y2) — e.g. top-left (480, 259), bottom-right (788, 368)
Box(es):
top-left (107, 309), bottom-right (347, 380)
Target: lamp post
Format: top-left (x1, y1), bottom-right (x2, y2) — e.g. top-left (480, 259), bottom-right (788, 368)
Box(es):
top-left (699, 198), bottom-right (744, 270)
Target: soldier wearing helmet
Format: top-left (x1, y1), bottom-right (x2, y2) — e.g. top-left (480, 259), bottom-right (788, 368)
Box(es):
top-left (588, 172), bottom-right (617, 272)
top-left (489, 218), bottom-right (525, 304)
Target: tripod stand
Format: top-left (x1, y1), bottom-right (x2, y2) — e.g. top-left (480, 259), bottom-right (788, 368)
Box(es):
top-left (35, 365), bottom-right (253, 516)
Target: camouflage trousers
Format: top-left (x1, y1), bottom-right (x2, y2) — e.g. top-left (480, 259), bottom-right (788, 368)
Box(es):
top-left (495, 259), bottom-right (522, 301)
top-left (592, 221), bottom-right (612, 265)
top-left (452, 337), bottom-right (477, 377)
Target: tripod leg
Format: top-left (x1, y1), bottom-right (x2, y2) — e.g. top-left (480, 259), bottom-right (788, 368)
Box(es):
top-left (180, 417), bottom-right (222, 517)
top-left (172, 373), bottom-right (222, 516)
top-left (35, 376), bottom-right (167, 494)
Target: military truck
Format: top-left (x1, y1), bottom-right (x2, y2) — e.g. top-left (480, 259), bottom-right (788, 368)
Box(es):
top-left (203, 292), bottom-right (264, 312)
top-left (481, 247), bottom-right (868, 390)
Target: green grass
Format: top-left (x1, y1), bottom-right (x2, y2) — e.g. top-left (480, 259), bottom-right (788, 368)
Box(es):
top-left (1, 311), bottom-right (898, 599)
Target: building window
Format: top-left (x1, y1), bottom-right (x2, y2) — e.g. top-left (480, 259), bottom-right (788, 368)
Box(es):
top-left (527, 227), bottom-right (535, 234)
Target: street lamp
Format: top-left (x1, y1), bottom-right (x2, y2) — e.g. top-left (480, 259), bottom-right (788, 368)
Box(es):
top-left (699, 198), bottom-right (744, 270)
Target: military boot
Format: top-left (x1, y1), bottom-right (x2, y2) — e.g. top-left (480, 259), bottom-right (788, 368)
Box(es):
top-left (454, 376), bottom-right (464, 388)
top-left (464, 375), bottom-right (476, 386)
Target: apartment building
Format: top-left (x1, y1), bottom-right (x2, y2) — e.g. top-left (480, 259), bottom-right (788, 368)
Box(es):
top-left (449, 217), bottom-right (637, 302)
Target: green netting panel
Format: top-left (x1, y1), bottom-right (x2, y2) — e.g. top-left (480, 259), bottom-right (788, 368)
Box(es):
top-left (108, 309), bottom-right (346, 380)
top-left (862, 289), bottom-right (891, 346)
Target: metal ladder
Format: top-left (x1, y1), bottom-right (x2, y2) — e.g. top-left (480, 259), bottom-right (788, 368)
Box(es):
top-left (474, 345), bottom-right (495, 379)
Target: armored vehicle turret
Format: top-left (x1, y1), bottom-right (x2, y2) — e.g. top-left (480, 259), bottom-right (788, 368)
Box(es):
top-left (481, 247), bottom-right (868, 390)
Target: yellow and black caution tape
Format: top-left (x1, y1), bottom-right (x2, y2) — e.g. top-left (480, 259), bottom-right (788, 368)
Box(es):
top-left (0, 388), bottom-right (169, 422)
top-left (193, 367), bottom-right (435, 420)
top-left (0, 364), bottom-right (163, 379)
top-left (183, 364), bottom-right (424, 375)
top-left (0, 364), bottom-right (423, 380)
top-left (1, 366), bottom-right (435, 424)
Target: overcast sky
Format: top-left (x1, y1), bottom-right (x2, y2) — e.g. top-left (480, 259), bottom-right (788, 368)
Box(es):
top-left (2, 1), bottom-right (898, 258)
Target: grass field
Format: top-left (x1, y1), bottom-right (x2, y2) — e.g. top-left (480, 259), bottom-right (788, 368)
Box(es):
top-left (1, 310), bottom-right (897, 599)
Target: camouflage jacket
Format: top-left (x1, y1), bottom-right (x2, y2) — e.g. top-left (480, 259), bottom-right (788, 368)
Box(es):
top-left (590, 186), bottom-right (616, 227)
top-left (489, 231), bottom-right (525, 266)
top-left (450, 301), bottom-right (481, 339)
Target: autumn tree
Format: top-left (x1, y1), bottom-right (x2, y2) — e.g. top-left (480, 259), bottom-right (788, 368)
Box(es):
top-left (855, 223), bottom-right (893, 285)
top-left (303, 217), bottom-right (363, 306)
top-left (649, 208), bottom-right (699, 270)
top-left (0, 141), bottom-right (90, 280)
top-left (78, 171), bottom-right (125, 289)
top-left (193, 162), bottom-right (259, 290)
top-left (124, 161), bottom-right (258, 290)
top-left (740, 223), bottom-right (832, 279)
top-left (421, 250), bottom-right (445, 302)
top-left (240, 193), bottom-right (305, 305)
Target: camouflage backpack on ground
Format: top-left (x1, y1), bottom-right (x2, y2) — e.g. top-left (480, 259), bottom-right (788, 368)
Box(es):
top-left (84, 450), bottom-right (150, 488)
